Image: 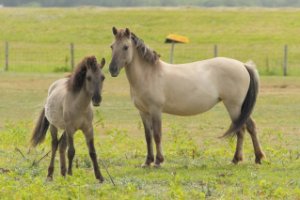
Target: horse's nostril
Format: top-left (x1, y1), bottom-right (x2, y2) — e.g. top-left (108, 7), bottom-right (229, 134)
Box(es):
top-left (109, 68), bottom-right (119, 77)
top-left (92, 95), bottom-right (101, 107)
top-left (109, 67), bottom-right (116, 73)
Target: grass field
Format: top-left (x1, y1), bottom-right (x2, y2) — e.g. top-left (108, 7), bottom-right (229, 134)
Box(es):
top-left (0, 72), bottom-right (300, 199)
top-left (0, 7), bottom-right (300, 199)
top-left (1, 8), bottom-right (300, 74)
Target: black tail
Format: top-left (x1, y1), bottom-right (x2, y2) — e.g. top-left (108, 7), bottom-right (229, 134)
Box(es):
top-left (30, 108), bottom-right (49, 147)
top-left (221, 62), bottom-right (259, 138)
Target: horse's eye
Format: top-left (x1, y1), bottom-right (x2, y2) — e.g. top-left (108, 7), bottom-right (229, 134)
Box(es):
top-left (123, 45), bottom-right (129, 51)
top-left (101, 75), bottom-right (105, 81)
top-left (87, 76), bottom-right (92, 81)
top-left (110, 45), bottom-right (113, 50)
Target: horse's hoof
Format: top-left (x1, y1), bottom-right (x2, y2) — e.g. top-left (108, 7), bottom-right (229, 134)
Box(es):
top-left (153, 163), bottom-right (161, 168)
top-left (255, 157), bottom-right (262, 164)
top-left (141, 163), bottom-right (151, 168)
top-left (232, 156), bottom-right (243, 164)
top-left (98, 178), bottom-right (104, 183)
top-left (255, 152), bottom-right (266, 164)
top-left (46, 176), bottom-right (53, 182)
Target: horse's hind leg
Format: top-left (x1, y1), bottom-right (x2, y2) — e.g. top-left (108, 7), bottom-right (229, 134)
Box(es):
top-left (59, 131), bottom-right (67, 176)
top-left (232, 127), bottom-right (246, 164)
top-left (140, 111), bottom-right (154, 167)
top-left (67, 135), bottom-right (75, 175)
top-left (246, 117), bottom-right (265, 164)
top-left (223, 101), bottom-right (246, 163)
top-left (47, 125), bottom-right (59, 181)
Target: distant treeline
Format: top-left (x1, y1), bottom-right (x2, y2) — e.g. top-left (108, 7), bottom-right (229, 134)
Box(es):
top-left (1, 0), bottom-right (300, 7)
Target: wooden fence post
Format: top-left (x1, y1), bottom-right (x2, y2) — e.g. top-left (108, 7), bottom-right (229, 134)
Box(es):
top-left (283, 44), bottom-right (288, 76)
top-left (214, 44), bottom-right (218, 57)
top-left (169, 42), bottom-right (175, 64)
top-left (70, 43), bottom-right (74, 70)
top-left (5, 41), bottom-right (9, 71)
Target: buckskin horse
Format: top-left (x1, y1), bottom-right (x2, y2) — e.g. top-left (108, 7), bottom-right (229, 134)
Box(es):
top-left (109, 27), bottom-right (265, 167)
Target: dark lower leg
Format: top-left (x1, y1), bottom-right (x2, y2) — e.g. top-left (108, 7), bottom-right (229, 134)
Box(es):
top-left (152, 116), bottom-right (164, 166)
top-left (143, 128), bottom-right (154, 166)
top-left (59, 132), bottom-right (67, 176)
top-left (232, 129), bottom-right (245, 164)
top-left (67, 136), bottom-right (75, 175)
top-left (47, 128), bottom-right (58, 179)
top-left (246, 118), bottom-right (265, 164)
top-left (87, 138), bottom-right (104, 182)
top-left (140, 113), bottom-right (154, 167)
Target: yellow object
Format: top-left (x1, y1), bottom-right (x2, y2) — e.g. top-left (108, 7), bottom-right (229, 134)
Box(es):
top-left (165, 34), bottom-right (189, 43)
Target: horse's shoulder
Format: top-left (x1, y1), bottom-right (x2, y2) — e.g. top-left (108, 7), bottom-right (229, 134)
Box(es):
top-left (48, 78), bottom-right (68, 96)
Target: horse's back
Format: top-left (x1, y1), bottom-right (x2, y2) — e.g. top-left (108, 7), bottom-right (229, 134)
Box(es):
top-left (45, 78), bottom-right (68, 129)
top-left (171, 57), bottom-right (250, 97)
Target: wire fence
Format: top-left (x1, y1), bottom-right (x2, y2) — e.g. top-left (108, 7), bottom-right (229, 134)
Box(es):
top-left (1, 41), bottom-right (300, 75)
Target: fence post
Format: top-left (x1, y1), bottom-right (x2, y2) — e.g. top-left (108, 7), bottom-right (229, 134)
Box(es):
top-left (70, 43), bottom-right (74, 70)
top-left (283, 44), bottom-right (288, 76)
top-left (214, 44), bottom-right (218, 57)
top-left (169, 42), bottom-right (175, 64)
top-left (5, 41), bottom-right (9, 71)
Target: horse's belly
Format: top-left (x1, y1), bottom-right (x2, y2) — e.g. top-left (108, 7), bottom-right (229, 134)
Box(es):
top-left (162, 96), bottom-right (219, 116)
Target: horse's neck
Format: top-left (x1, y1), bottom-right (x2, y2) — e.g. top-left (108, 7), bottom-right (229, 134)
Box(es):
top-left (125, 53), bottom-right (160, 90)
top-left (70, 89), bottom-right (91, 111)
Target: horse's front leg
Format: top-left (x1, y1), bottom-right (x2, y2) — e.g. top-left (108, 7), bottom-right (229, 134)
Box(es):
top-left (140, 111), bottom-right (154, 167)
top-left (59, 131), bottom-right (67, 177)
top-left (83, 126), bottom-right (104, 183)
top-left (152, 113), bottom-right (164, 167)
top-left (67, 134), bottom-right (75, 175)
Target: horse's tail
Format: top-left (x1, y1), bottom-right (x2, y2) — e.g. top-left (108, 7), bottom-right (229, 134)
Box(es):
top-left (221, 61), bottom-right (259, 138)
top-left (30, 107), bottom-right (49, 147)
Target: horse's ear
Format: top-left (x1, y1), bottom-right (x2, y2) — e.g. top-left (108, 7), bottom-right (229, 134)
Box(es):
top-left (99, 58), bottom-right (105, 69)
top-left (112, 27), bottom-right (118, 36)
top-left (125, 28), bottom-right (131, 38)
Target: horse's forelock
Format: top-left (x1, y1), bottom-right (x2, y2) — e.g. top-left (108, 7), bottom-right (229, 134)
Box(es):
top-left (86, 56), bottom-right (98, 72)
top-left (115, 29), bottom-right (130, 40)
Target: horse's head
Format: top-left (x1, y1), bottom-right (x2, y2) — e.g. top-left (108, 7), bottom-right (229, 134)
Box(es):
top-left (109, 27), bottom-right (134, 77)
top-left (85, 57), bottom-right (106, 106)
top-left (68, 56), bottom-right (106, 107)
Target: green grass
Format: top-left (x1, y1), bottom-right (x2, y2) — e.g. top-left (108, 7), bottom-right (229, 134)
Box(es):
top-left (0, 72), bottom-right (300, 199)
top-left (1, 8), bottom-right (300, 74)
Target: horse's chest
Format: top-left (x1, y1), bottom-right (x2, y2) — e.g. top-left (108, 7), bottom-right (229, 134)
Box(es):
top-left (130, 88), bottom-right (163, 113)
top-left (132, 95), bottom-right (147, 112)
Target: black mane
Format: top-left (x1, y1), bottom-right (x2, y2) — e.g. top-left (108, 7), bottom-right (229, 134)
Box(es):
top-left (131, 33), bottom-right (160, 64)
top-left (67, 56), bottom-right (98, 93)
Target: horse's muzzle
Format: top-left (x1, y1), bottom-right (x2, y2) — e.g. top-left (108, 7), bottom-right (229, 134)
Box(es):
top-left (109, 63), bottom-right (119, 77)
top-left (92, 95), bottom-right (102, 107)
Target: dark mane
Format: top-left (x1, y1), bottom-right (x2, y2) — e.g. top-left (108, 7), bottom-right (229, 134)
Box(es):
top-left (131, 33), bottom-right (160, 64)
top-left (67, 56), bottom-right (98, 93)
